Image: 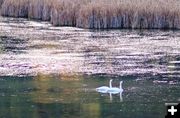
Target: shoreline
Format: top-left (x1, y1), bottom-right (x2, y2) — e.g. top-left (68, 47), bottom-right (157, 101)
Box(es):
top-left (1, 0), bottom-right (180, 29)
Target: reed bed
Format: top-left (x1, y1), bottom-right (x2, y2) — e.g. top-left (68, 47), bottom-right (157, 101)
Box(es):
top-left (0, 0), bottom-right (4, 8)
top-left (1, 0), bottom-right (180, 29)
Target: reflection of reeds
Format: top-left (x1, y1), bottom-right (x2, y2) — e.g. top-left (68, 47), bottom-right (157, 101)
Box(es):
top-left (1, 0), bottom-right (180, 29)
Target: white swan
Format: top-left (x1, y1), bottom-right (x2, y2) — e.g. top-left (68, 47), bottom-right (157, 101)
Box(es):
top-left (107, 81), bottom-right (123, 94)
top-left (96, 79), bottom-right (112, 93)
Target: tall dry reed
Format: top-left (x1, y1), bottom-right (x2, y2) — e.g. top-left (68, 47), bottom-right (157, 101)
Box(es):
top-left (1, 0), bottom-right (180, 29)
top-left (0, 0), bottom-right (4, 8)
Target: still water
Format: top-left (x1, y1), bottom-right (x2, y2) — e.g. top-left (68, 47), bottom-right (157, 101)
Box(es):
top-left (0, 17), bottom-right (180, 118)
top-left (0, 75), bottom-right (180, 118)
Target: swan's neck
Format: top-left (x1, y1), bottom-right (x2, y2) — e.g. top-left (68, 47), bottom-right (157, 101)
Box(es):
top-left (109, 80), bottom-right (112, 88)
top-left (120, 82), bottom-right (122, 89)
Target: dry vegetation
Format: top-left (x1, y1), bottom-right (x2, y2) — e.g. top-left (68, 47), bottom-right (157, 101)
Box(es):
top-left (0, 0), bottom-right (4, 8)
top-left (1, 0), bottom-right (180, 29)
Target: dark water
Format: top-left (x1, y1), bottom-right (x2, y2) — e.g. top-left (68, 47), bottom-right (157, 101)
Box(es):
top-left (0, 75), bottom-right (179, 118)
top-left (0, 17), bottom-right (180, 118)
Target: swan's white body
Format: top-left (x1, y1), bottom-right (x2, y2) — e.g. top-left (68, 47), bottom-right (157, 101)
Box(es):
top-left (96, 86), bottom-right (109, 93)
top-left (96, 80), bottom-right (124, 101)
top-left (96, 79), bottom-right (112, 93)
top-left (107, 81), bottom-right (123, 94)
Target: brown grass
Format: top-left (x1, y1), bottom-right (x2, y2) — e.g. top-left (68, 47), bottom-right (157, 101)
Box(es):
top-left (0, 0), bottom-right (4, 8)
top-left (1, 0), bottom-right (180, 29)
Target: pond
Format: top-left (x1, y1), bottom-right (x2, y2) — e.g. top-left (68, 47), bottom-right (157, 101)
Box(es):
top-left (0, 17), bottom-right (180, 118)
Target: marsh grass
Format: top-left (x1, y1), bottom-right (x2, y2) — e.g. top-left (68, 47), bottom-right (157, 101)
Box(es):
top-left (1, 0), bottom-right (180, 29)
top-left (0, 0), bottom-right (4, 8)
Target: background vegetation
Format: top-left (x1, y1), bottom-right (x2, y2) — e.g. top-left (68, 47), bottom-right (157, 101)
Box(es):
top-left (1, 0), bottom-right (180, 29)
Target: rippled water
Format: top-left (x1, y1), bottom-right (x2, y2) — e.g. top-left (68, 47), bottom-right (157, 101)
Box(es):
top-left (0, 17), bottom-right (180, 118)
top-left (0, 17), bottom-right (180, 77)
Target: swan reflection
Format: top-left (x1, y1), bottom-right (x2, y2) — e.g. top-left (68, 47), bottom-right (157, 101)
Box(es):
top-left (109, 91), bottom-right (123, 102)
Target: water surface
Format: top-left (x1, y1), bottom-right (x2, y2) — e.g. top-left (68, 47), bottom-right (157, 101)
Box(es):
top-left (0, 17), bottom-right (180, 118)
top-left (0, 75), bottom-right (179, 118)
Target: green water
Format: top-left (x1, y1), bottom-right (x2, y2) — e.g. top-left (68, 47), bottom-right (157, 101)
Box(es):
top-left (0, 17), bottom-right (180, 118)
top-left (0, 75), bottom-right (179, 118)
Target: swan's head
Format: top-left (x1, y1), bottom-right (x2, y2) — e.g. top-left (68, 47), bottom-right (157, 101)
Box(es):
top-left (120, 81), bottom-right (123, 84)
top-left (110, 79), bottom-right (113, 82)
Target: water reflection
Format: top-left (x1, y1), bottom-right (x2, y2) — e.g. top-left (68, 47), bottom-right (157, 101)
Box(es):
top-left (0, 17), bottom-right (180, 118)
top-left (0, 17), bottom-right (180, 79)
top-left (0, 75), bottom-right (179, 118)
top-left (31, 73), bottom-right (84, 103)
top-left (0, 36), bottom-right (28, 54)
top-left (109, 91), bottom-right (123, 102)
